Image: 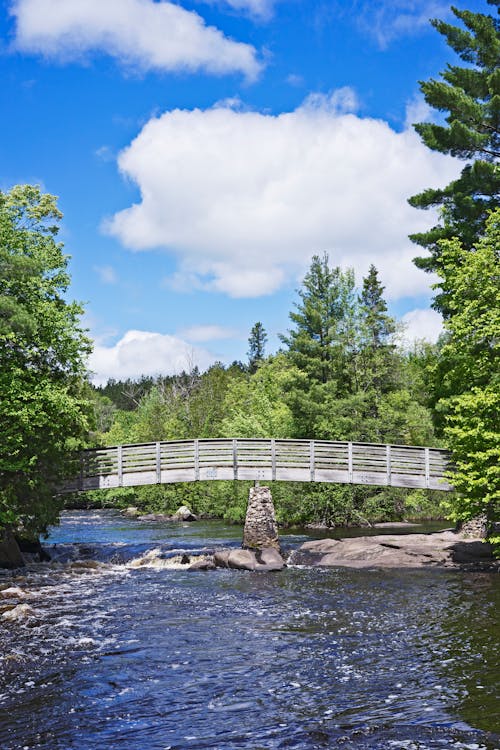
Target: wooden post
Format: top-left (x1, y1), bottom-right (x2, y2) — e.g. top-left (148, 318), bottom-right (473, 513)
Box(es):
top-left (79, 452), bottom-right (84, 492)
top-left (117, 445), bottom-right (123, 487)
top-left (271, 439), bottom-right (276, 481)
top-left (348, 442), bottom-right (353, 483)
top-left (386, 444), bottom-right (391, 487)
top-left (233, 438), bottom-right (238, 481)
top-left (156, 442), bottom-right (161, 483)
top-left (310, 440), bottom-right (315, 482)
top-left (194, 439), bottom-right (199, 481)
top-left (425, 447), bottom-right (430, 489)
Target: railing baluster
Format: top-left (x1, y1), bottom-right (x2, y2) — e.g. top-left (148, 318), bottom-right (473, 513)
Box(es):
top-left (425, 447), bottom-right (430, 489)
top-left (310, 440), bottom-right (315, 482)
top-left (194, 439), bottom-right (199, 481)
top-left (156, 442), bottom-right (161, 483)
top-left (117, 445), bottom-right (123, 487)
top-left (233, 438), bottom-right (238, 481)
top-left (348, 442), bottom-right (353, 483)
top-left (386, 444), bottom-right (391, 487)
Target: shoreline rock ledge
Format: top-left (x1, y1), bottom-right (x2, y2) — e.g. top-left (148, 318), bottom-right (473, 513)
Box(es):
top-left (292, 531), bottom-right (498, 570)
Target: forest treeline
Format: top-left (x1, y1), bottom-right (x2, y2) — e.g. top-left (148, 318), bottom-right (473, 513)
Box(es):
top-left (86, 257), bottom-right (448, 526)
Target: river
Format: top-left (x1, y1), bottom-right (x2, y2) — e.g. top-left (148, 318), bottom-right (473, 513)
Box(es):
top-left (0, 510), bottom-right (499, 750)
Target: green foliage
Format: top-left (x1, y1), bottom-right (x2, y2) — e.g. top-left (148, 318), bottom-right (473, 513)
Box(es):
top-left (433, 211), bottom-right (500, 399)
top-left (221, 354), bottom-right (295, 438)
top-left (409, 2), bottom-right (500, 292)
top-left (433, 209), bottom-right (500, 526)
top-left (0, 185), bottom-right (92, 536)
top-left (443, 386), bottom-right (499, 521)
top-left (94, 375), bottom-right (156, 411)
top-left (488, 534), bottom-right (500, 557)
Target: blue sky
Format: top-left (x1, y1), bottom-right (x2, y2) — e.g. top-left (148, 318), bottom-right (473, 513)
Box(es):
top-left (0, 0), bottom-right (491, 383)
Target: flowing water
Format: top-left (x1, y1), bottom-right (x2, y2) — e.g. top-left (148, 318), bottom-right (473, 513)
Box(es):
top-left (0, 510), bottom-right (499, 750)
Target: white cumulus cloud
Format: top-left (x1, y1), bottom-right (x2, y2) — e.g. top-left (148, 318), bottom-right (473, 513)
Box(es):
top-left (105, 91), bottom-right (460, 299)
top-left (400, 308), bottom-right (444, 347)
top-left (88, 329), bottom-right (216, 385)
top-left (10, 0), bottom-right (261, 79)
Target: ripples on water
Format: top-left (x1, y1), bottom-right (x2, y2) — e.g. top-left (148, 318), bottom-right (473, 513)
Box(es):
top-left (0, 511), bottom-right (499, 750)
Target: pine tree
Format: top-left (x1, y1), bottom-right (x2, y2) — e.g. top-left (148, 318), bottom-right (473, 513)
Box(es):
top-left (359, 265), bottom-right (395, 348)
top-left (280, 253), bottom-right (357, 388)
top-left (409, 1), bottom-right (500, 301)
top-left (247, 322), bottom-right (268, 373)
top-left (357, 265), bottom-right (396, 393)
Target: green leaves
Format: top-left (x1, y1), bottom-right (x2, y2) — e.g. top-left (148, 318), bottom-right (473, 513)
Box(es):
top-left (433, 209), bottom-right (500, 530)
top-left (443, 386), bottom-right (500, 520)
top-left (0, 185), bottom-right (92, 536)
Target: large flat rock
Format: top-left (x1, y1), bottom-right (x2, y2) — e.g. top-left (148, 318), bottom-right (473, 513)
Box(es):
top-left (293, 531), bottom-right (496, 569)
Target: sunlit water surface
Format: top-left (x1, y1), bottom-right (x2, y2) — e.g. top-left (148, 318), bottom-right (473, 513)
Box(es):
top-left (0, 510), bottom-right (498, 750)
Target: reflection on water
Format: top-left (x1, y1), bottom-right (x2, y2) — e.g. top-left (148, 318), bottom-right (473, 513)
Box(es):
top-left (0, 510), bottom-right (498, 750)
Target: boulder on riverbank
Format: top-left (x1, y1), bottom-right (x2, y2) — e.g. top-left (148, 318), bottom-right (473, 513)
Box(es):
top-left (0, 530), bottom-right (24, 569)
top-left (171, 505), bottom-right (198, 522)
top-left (15, 537), bottom-right (51, 563)
top-left (292, 531), bottom-right (497, 570)
top-left (135, 506), bottom-right (198, 523)
top-left (124, 506), bottom-right (141, 517)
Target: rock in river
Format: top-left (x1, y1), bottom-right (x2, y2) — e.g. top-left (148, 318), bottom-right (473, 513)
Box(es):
top-left (214, 547), bottom-right (285, 572)
top-left (293, 531), bottom-right (497, 570)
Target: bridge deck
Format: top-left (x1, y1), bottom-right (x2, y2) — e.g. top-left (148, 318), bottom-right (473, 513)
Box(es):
top-left (62, 438), bottom-right (454, 493)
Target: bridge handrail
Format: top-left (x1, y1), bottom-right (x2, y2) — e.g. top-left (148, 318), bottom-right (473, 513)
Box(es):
top-left (61, 438), bottom-right (453, 493)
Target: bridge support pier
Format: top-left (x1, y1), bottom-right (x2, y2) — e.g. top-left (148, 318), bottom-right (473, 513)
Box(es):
top-left (243, 485), bottom-right (280, 550)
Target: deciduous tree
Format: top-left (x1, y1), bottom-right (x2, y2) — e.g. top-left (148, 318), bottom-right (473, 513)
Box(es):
top-left (429, 209), bottom-right (500, 525)
top-left (0, 186), bottom-right (92, 535)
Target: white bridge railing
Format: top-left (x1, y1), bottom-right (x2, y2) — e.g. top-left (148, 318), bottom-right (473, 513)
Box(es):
top-left (61, 438), bottom-right (454, 493)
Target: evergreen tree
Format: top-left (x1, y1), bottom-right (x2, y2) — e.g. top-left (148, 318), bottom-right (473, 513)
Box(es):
top-left (247, 322), bottom-right (268, 374)
top-left (342, 265), bottom-right (400, 432)
top-left (358, 265), bottom-right (397, 393)
top-left (359, 265), bottom-right (395, 348)
top-left (280, 253), bottom-right (357, 389)
top-left (408, 0), bottom-right (500, 302)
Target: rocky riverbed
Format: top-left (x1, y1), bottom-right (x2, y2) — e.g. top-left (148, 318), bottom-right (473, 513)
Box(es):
top-left (141, 531), bottom-right (498, 572)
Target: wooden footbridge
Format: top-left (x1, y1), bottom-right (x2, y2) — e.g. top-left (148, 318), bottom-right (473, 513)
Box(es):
top-left (62, 438), bottom-right (453, 493)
